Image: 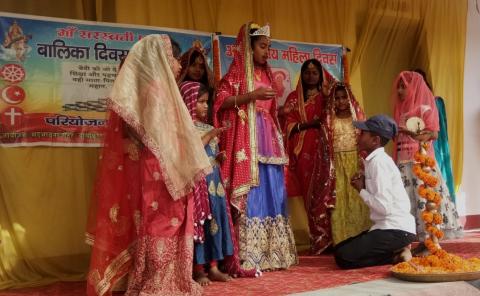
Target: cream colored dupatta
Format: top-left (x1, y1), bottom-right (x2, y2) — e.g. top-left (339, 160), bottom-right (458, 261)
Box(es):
top-left (109, 34), bottom-right (211, 200)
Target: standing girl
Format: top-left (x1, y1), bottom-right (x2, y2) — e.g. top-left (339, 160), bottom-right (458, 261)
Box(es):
top-left (86, 35), bottom-right (211, 296)
top-left (392, 71), bottom-right (462, 246)
top-left (325, 83), bottom-right (371, 246)
top-left (214, 23), bottom-right (297, 271)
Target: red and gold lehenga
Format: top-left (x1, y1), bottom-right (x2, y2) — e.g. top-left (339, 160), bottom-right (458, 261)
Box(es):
top-left (86, 34), bottom-right (211, 296)
top-left (214, 23), bottom-right (297, 272)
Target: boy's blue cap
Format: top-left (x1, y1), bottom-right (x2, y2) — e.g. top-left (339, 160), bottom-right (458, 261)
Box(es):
top-left (353, 115), bottom-right (398, 140)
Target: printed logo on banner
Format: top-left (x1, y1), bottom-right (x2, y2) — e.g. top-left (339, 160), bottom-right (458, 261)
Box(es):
top-left (1, 106), bottom-right (24, 126)
top-left (0, 12), bottom-right (213, 147)
top-left (0, 13), bottom-right (344, 146)
top-left (1, 84), bottom-right (26, 104)
top-left (0, 63), bottom-right (26, 83)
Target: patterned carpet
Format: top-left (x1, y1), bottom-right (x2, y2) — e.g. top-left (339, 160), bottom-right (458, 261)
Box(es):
top-left (203, 255), bottom-right (390, 296)
top-left (1, 232), bottom-right (479, 296)
top-left (203, 233), bottom-right (480, 295)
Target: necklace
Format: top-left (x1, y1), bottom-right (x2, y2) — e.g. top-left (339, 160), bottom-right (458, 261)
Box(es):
top-left (306, 88), bottom-right (319, 98)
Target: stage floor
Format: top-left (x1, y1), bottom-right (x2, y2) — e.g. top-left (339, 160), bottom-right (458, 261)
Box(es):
top-left (1, 231), bottom-right (479, 296)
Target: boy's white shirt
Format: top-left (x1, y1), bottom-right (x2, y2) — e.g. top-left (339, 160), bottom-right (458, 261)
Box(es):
top-left (359, 147), bottom-right (416, 234)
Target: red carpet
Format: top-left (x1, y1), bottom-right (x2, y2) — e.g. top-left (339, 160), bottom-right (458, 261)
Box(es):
top-left (1, 232), bottom-right (479, 296)
top-left (203, 255), bottom-right (390, 295)
top-left (203, 233), bottom-right (480, 295)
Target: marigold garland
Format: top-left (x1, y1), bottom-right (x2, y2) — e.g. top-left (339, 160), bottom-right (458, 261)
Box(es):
top-left (413, 144), bottom-right (444, 254)
top-left (426, 225), bottom-right (444, 239)
top-left (421, 211), bottom-right (433, 224)
top-left (392, 142), bottom-right (480, 275)
top-left (392, 254), bottom-right (480, 274)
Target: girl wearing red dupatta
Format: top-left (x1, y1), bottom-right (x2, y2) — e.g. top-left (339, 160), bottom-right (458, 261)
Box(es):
top-left (283, 59), bottom-right (325, 253)
top-left (86, 34), bottom-right (211, 296)
top-left (324, 83), bottom-right (372, 246)
top-left (178, 44), bottom-right (216, 123)
top-left (392, 71), bottom-right (462, 245)
top-left (180, 81), bottom-right (248, 285)
top-left (180, 85), bottom-right (259, 279)
top-left (214, 23), bottom-right (297, 271)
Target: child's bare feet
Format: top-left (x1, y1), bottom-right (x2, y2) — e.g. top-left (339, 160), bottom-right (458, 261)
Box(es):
top-left (193, 270), bottom-right (211, 286)
top-left (208, 265), bottom-right (232, 282)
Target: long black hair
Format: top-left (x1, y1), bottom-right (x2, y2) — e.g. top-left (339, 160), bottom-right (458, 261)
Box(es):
top-left (300, 59), bottom-right (323, 99)
top-left (187, 50), bottom-right (210, 87)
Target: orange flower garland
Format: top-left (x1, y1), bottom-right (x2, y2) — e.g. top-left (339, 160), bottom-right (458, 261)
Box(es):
top-left (392, 141), bottom-right (480, 275)
top-left (421, 210), bottom-right (433, 223)
top-left (392, 254), bottom-right (480, 274)
top-left (418, 185), bottom-right (441, 205)
top-left (412, 143), bottom-right (444, 253)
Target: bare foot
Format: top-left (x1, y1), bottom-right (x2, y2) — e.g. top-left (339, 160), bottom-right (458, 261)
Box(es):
top-left (411, 243), bottom-right (429, 257)
top-left (396, 247), bottom-right (413, 263)
top-left (193, 270), bottom-right (211, 286)
top-left (208, 265), bottom-right (232, 282)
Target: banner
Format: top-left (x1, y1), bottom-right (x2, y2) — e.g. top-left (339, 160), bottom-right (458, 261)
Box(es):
top-left (0, 12), bottom-right (212, 147)
top-left (216, 35), bottom-right (344, 106)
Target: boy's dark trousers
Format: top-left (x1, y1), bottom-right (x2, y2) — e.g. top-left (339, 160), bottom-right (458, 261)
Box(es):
top-left (334, 229), bottom-right (416, 269)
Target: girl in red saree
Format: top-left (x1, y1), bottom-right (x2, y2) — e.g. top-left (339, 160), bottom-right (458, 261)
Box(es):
top-left (86, 34), bottom-right (211, 296)
top-left (283, 59), bottom-right (326, 253)
top-left (214, 23), bottom-right (297, 271)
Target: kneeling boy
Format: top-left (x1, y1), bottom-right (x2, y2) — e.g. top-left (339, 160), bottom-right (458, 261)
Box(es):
top-left (334, 115), bottom-right (416, 269)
